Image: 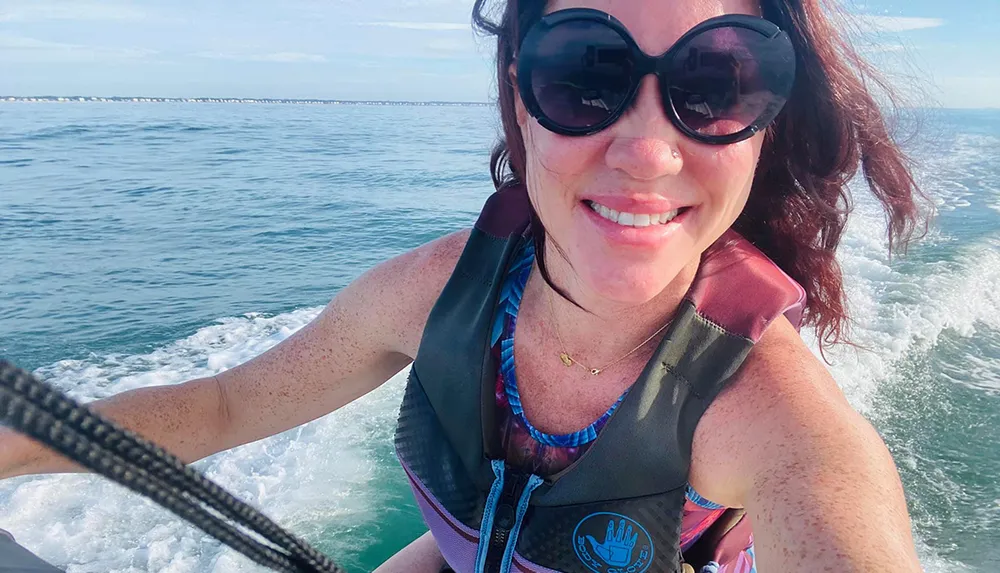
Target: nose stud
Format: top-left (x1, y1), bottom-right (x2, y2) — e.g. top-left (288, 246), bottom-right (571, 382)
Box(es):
top-left (671, 149), bottom-right (681, 159)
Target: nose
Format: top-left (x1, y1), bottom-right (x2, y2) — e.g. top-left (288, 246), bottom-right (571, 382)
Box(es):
top-left (604, 76), bottom-right (684, 181)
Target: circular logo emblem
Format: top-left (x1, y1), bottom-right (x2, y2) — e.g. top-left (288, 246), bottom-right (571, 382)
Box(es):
top-left (572, 512), bottom-right (654, 573)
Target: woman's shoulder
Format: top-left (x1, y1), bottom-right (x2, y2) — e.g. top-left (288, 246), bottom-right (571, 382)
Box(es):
top-left (396, 228), bottom-right (472, 278)
top-left (725, 318), bottom-right (847, 410)
top-left (687, 317), bottom-right (877, 507)
top-left (363, 228), bottom-right (472, 358)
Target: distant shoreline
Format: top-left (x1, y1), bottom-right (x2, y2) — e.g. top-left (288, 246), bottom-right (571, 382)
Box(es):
top-left (1, 96), bottom-right (491, 106)
top-left (3, 96), bottom-right (995, 112)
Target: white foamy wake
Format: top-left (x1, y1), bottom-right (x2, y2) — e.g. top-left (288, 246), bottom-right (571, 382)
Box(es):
top-left (1, 308), bottom-right (410, 572)
top-left (802, 181), bottom-right (1000, 412)
top-left (798, 176), bottom-right (999, 572)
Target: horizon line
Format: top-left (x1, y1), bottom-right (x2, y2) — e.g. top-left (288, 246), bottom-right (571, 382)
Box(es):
top-left (1, 95), bottom-right (492, 105)
top-left (2, 95), bottom-right (997, 112)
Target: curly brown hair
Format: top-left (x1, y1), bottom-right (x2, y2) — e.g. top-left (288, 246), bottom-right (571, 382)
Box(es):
top-left (472, 0), bottom-right (930, 350)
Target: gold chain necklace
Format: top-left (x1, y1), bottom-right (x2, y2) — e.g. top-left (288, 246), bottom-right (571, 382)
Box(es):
top-left (546, 291), bottom-right (673, 376)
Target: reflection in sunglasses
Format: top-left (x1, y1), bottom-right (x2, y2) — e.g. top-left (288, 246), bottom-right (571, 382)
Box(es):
top-left (685, 99), bottom-right (716, 120)
top-left (581, 93), bottom-right (611, 110)
top-left (541, 81), bottom-right (613, 112)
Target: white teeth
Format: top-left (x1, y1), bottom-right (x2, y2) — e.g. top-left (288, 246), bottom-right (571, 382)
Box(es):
top-left (587, 201), bottom-right (682, 228)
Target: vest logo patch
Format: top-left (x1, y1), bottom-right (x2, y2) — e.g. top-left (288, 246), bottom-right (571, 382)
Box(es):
top-left (572, 512), bottom-right (654, 573)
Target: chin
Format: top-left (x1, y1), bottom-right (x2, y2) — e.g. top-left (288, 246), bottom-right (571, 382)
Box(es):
top-left (576, 258), bottom-right (687, 307)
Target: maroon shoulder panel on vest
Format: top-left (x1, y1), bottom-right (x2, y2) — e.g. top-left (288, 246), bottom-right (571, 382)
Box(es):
top-left (474, 184), bottom-right (531, 238)
top-left (687, 230), bottom-right (806, 342)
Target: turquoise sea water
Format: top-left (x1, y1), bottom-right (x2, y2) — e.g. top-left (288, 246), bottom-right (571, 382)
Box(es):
top-left (1, 102), bottom-right (998, 572)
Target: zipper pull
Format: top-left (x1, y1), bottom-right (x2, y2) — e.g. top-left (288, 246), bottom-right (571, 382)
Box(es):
top-left (484, 471), bottom-right (528, 571)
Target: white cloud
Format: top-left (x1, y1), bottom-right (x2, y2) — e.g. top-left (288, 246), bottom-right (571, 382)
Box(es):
top-left (359, 21), bottom-right (468, 31)
top-left (855, 15), bottom-right (945, 33)
top-left (195, 51), bottom-right (327, 63)
top-left (863, 43), bottom-right (906, 54)
top-left (259, 52), bottom-right (327, 63)
top-left (0, 33), bottom-right (156, 61)
top-left (0, 1), bottom-right (147, 22)
top-left (0, 34), bottom-right (77, 50)
top-left (425, 38), bottom-right (470, 54)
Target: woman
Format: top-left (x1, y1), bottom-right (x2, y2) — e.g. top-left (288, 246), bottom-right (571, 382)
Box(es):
top-left (0, 0), bottom-right (926, 571)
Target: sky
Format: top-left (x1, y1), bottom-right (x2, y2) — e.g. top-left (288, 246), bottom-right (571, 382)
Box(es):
top-left (0, 0), bottom-right (997, 108)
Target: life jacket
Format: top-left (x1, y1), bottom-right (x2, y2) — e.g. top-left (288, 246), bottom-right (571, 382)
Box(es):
top-left (395, 184), bottom-right (805, 573)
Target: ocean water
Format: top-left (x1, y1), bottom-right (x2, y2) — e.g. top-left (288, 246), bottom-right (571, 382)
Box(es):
top-left (0, 102), bottom-right (998, 572)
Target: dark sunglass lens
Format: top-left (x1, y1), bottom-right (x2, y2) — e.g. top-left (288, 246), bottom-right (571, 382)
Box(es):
top-left (528, 20), bottom-right (634, 130)
top-left (667, 26), bottom-right (794, 138)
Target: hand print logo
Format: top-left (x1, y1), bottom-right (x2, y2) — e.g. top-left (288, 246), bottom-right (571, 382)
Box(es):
top-left (573, 512), bottom-right (654, 573)
top-left (587, 518), bottom-right (638, 566)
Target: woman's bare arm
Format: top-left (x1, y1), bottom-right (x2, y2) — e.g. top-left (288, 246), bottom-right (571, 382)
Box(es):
top-left (373, 532), bottom-right (446, 573)
top-left (746, 402), bottom-right (920, 572)
top-left (691, 320), bottom-right (922, 572)
top-left (0, 229), bottom-right (470, 479)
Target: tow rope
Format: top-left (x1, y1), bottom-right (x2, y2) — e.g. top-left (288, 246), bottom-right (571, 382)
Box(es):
top-left (0, 359), bottom-right (344, 573)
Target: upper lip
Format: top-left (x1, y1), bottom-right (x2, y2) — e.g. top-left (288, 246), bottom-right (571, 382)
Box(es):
top-left (584, 195), bottom-right (693, 214)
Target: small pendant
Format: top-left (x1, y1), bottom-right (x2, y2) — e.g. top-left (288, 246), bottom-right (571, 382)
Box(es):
top-left (559, 353), bottom-right (574, 367)
top-left (590, 369), bottom-right (601, 376)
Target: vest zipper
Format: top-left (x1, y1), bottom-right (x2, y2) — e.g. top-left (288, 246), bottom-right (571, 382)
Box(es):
top-left (476, 463), bottom-right (544, 573)
top-left (482, 471), bottom-right (528, 573)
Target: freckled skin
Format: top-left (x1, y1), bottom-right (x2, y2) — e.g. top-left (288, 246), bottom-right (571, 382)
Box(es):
top-left (0, 230), bottom-right (471, 478)
top-left (0, 1), bottom-right (922, 571)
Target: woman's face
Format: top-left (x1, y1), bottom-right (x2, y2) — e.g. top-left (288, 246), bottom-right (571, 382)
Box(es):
top-left (517, 0), bottom-right (765, 307)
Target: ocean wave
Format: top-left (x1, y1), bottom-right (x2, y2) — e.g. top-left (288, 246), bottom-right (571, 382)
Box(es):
top-left (2, 307), bottom-right (409, 572)
top-left (0, 158), bottom-right (33, 167)
top-left (23, 124), bottom-right (95, 140)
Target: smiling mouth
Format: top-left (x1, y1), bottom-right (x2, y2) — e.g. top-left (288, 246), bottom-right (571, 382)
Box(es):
top-left (584, 200), bottom-right (690, 228)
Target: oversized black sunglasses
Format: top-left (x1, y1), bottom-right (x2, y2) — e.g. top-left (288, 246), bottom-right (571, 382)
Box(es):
top-left (516, 9), bottom-right (797, 144)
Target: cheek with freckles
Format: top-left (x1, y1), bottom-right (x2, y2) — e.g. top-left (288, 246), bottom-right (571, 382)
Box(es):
top-left (520, 118), bottom-right (611, 241)
top-left (680, 135), bottom-right (763, 232)
top-left (523, 120), bottom-right (606, 187)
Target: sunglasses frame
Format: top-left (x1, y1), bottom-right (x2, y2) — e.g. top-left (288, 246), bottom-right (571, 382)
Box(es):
top-left (516, 9), bottom-right (796, 144)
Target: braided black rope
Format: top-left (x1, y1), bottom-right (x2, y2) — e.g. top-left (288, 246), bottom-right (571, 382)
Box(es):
top-left (2, 360), bottom-right (338, 572)
top-left (0, 359), bottom-right (344, 573)
top-left (0, 380), bottom-right (297, 572)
